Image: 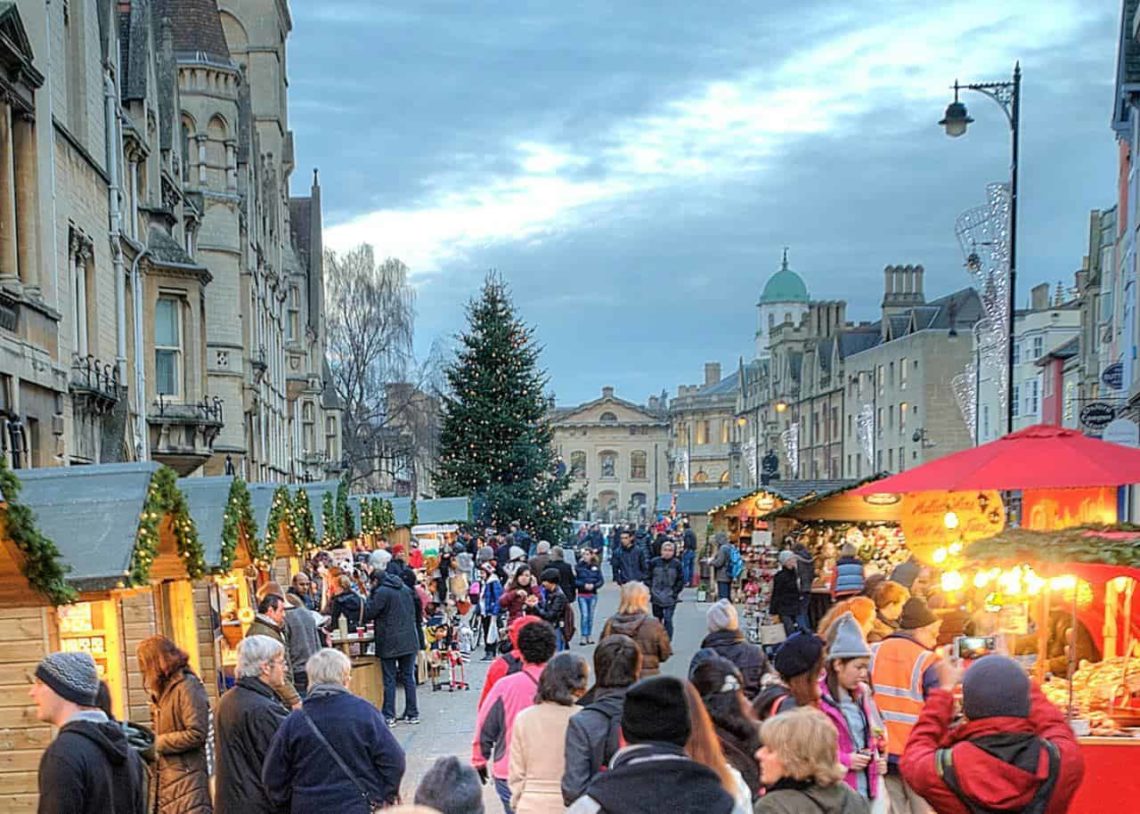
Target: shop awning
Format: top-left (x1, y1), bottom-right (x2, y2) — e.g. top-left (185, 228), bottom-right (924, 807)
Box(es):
top-left (853, 424), bottom-right (1140, 494)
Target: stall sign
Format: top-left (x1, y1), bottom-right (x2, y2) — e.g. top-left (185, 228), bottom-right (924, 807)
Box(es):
top-left (1102, 362), bottom-right (1125, 391)
top-left (1022, 487), bottom-right (1117, 531)
top-left (1079, 403), bottom-right (1117, 430)
top-left (899, 490), bottom-right (1005, 565)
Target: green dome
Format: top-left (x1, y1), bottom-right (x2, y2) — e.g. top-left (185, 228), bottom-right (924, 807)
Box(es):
top-left (760, 249), bottom-right (809, 304)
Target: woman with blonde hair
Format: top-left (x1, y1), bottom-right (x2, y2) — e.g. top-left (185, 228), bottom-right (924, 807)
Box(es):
top-left (756, 708), bottom-right (870, 813)
top-left (682, 681), bottom-right (751, 814)
top-left (137, 635), bottom-right (212, 814)
top-left (818, 596), bottom-right (876, 641)
top-left (867, 581), bottom-right (910, 643)
top-left (600, 581), bottom-right (671, 676)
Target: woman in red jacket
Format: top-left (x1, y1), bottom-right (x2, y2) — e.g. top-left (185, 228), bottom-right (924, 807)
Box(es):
top-left (901, 655), bottom-right (1084, 814)
top-left (499, 566), bottom-right (540, 622)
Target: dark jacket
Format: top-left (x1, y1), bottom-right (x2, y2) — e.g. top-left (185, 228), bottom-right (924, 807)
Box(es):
top-left (792, 544), bottom-right (816, 593)
top-left (263, 686), bottom-right (406, 813)
top-left (533, 584), bottom-right (569, 630)
top-left (755, 779), bottom-right (869, 814)
top-left (575, 563), bottom-right (605, 596)
top-left (213, 677), bottom-right (289, 814)
top-left (647, 556), bottom-right (684, 608)
top-left (365, 571), bottom-right (420, 659)
top-left (287, 587), bottom-right (316, 611)
top-left (150, 670), bottom-right (213, 814)
top-left (769, 567), bottom-right (802, 618)
top-left (328, 590), bottom-right (364, 633)
top-left (714, 720), bottom-right (761, 797)
top-left (601, 612), bottom-right (671, 676)
top-left (37, 714), bottom-right (146, 814)
top-left (578, 742), bottom-right (735, 814)
top-left (901, 686), bottom-right (1084, 814)
top-left (246, 616), bottom-right (300, 708)
top-left (562, 688), bottom-right (628, 805)
top-left (499, 583), bottom-right (539, 621)
top-left (612, 544), bottom-right (648, 584)
top-left (528, 554), bottom-right (550, 578)
top-left (682, 528), bottom-right (698, 552)
top-left (551, 559), bottom-right (578, 601)
top-left (699, 629), bottom-right (769, 699)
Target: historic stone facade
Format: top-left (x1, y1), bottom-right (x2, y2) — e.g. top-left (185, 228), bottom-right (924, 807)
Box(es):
top-left (667, 363), bottom-right (741, 489)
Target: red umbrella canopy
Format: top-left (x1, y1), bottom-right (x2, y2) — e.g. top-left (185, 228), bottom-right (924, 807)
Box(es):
top-left (853, 424), bottom-right (1140, 494)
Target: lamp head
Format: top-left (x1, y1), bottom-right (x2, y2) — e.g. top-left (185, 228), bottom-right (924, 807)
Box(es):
top-left (940, 85), bottom-right (973, 138)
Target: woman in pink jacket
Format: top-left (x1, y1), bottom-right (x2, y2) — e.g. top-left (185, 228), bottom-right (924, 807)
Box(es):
top-left (817, 613), bottom-right (885, 806)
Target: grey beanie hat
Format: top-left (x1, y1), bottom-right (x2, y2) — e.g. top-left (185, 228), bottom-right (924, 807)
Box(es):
top-left (778, 550), bottom-right (796, 567)
top-left (962, 655), bottom-right (1030, 720)
top-left (826, 612), bottom-right (871, 659)
top-left (35, 652), bottom-right (100, 707)
top-left (706, 599), bottom-right (739, 632)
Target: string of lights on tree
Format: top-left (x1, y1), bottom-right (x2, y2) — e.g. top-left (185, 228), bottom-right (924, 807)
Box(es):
top-left (435, 273), bottom-right (585, 540)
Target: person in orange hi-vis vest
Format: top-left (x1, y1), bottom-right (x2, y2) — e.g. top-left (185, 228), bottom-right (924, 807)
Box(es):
top-left (870, 597), bottom-right (942, 814)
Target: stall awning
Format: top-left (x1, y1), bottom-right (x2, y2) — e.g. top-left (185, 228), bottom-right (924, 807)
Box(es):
top-left (296, 480), bottom-right (340, 540)
top-left (666, 489), bottom-right (750, 516)
top-left (760, 475), bottom-right (892, 522)
top-left (709, 480), bottom-right (864, 516)
top-left (180, 476), bottom-right (255, 571)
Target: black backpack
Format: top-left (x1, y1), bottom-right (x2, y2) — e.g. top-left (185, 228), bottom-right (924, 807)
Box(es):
top-left (936, 739), bottom-right (1060, 814)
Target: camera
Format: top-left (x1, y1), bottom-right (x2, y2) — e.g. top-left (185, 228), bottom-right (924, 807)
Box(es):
top-left (953, 635), bottom-right (997, 661)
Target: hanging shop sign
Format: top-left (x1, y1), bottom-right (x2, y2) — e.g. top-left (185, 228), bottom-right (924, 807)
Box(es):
top-left (899, 490), bottom-right (1005, 566)
top-left (1080, 402), bottom-right (1117, 430)
top-left (1021, 486), bottom-right (1117, 531)
top-left (1102, 362), bottom-right (1125, 391)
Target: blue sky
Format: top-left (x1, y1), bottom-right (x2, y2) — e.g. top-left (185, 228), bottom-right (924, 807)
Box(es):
top-left (288, 0), bottom-right (1120, 406)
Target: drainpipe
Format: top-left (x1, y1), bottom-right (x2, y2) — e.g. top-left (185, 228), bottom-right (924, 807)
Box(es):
top-left (131, 248), bottom-right (149, 461)
top-left (104, 65), bottom-right (127, 385)
top-left (44, 1), bottom-right (60, 303)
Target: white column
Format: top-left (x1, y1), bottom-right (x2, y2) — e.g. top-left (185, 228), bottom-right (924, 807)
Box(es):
top-left (75, 246), bottom-right (89, 357)
top-left (0, 102), bottom-right (18, 283)
top-left (13, 114), bottom-right (39, 293)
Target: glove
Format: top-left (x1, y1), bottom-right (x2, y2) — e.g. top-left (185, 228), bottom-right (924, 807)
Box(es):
top-left (476, 764), bottom-right (489, 785)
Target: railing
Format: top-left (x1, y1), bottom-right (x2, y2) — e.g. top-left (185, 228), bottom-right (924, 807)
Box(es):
top-left (152, 394), bottom-right (224, 424)
top-left (70, 354), bottom-right (120, 396)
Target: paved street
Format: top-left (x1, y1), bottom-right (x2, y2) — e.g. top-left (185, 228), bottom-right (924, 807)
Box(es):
top-left (391, 580), bottom-right (714, 807)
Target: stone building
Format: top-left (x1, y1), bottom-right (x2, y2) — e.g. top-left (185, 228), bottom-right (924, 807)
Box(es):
top-left (551, 387), bottom-right (669, 522)
top-left (1, 0), bottom-right (339, 478)
top-left (667, 363), bottom-right (741, 489)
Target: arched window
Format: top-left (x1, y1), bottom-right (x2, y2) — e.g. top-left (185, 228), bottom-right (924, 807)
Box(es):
top-left (630, 450), bottom-right (647, 480)
top-left (599, 451), bottom-right (616, 479)
top-left (719, 470), bottom-right (731, 485)
top-left (693, 468), bottom-right (708, 484)
top-left (599, 411), bottom-right (617, 423)
top-left (180, 116), bottom-right (194, 182)
top-left (569, 450), bottom-right (586, 478)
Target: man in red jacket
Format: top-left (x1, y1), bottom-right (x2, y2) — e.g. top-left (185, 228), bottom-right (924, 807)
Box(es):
top-left (901, 654), bottom-right (1084, 814)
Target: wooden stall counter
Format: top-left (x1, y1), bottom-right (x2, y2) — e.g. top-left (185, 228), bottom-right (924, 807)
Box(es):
top-left (1069, 737), bottom-right (1140, 811)
top-left (328, 633), bottom-right (383, 711)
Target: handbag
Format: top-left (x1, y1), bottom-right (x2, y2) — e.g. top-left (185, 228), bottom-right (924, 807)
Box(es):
top-left (760, 615), bottom-right (787, 646)
top-left (301, 709), bottom-right (391, 812)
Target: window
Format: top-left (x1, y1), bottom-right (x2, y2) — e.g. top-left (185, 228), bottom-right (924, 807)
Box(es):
top-left (831, 407), bottom-right (839, 438)
top-left (325, 416), bottom-right (338, 459)
top-left (1033, 337), bottom-right (1043, 359)
top-left (899, 357), bottom-right (908, 389)
top-left (302, 402), bottom-right (315, 452)
top-left (1044, 371), bottom-right (1054, 397)
top-left (1012, 342), bottom-right (1020, 365)
top-left (889, 361), bottom-right (895, 387)
top-left (877, 365), bottom-right (885, 396)
top-left (1012, 384), bottom-right (1020, 417)
top-left (983, 404), bottom-right (991, 437)
top-left (1028, 380), bottom-right (1040, 416)
top-left (570, 450), bottom-right (586, 478)
top-left (888, 404), bottom-right (894, 430)
top-left (287, 287), bottom-right (299, 341)
top-left (696, 420), bottom-right (710, 445)
top-left (899, 402), bottom-right (908, 431)
top-left (876, 407), bottom-right (883, 437)
top-left (719, 471), bottom-right (731, 485)
top-left (847, 414), bottom-right (853, 437)
top-left (720, 420), bottom-right (730, 444)
top-left (599, 451), bottom-right (616, 478)
top-left (694, 469), bottom-right (708, 484)
top-left (180, 118), bottom-right (193, 182)
top-left (888, 448), bottom-right (894, 470)
top-left (898, 447), bottom-right (905, 472)
top-left (155, 296), bottom-right (182, 397)
top-left (630, 450), bottom-right (647, 480)
top-left (876, 450), bottom-right (883, 470)
top-left (599, 411), bottom-right (617, 423)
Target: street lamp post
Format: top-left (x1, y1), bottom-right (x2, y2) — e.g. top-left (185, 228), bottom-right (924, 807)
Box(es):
top-left (940, 62), bottom-right (1021, 435)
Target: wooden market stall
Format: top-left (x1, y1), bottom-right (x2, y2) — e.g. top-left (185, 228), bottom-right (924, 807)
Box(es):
top-left (248, 482), bottom-right (304, 585)
top-left (180, 476), bottom-right (259, 701)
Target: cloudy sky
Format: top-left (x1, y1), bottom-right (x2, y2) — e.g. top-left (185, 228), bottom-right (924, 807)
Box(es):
top-left (288, 1), bottom-right (1120, 406)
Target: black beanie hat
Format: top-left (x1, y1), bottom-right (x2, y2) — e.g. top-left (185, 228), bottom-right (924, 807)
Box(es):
top-left (773, 632), bottom-right (825, 679)
top-left (899, 597), bottom-right (939, 630)
top-left (962, 655), bottom-right (1031, 720)
top-left (621, 675), bottom-right (691, 747)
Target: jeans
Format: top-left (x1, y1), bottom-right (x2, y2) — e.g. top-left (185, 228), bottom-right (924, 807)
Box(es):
top-left (494, 776), bottom-right (513, 814)
top-left (682, 549), bottom-right (696, 586)
top-left (652, 603), bottom-right (675, 639)
top-left (717, 581), bottom-right (732, 601)
top-left (795, 596), bottom-right (812, 635)
top-left (782, 615), bottom-right (799, 637)
top-left (381, 653), bottom-right (419, 720)
top-left (578, 595), bottom-right (597, 638)
top-left (555, 628), bottom-right (566, 652)
top-left (293, 670), bottom-right (308, 699)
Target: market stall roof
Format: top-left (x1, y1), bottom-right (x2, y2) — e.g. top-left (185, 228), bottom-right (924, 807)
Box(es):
top-left (180, 476), bottom-right (254, 570)
top-left (296, 480), bottom-right (340, 540)
top-left (852, 424), bottom-right (1140, 495)
top-left (19, 462), bottom-right (186, 592)
top-left (660, 489), bottom-right (751, 515)
top-left (760, 474), bottom-right (894, 522)
top-left (389, 496), bottom-right (470, 526)
top-left (709, 480), bottom-right (864, 515)
top-left (966, 526), bottom-right (1140, 572)
top-left (247, 482), bottom-right (280, 532)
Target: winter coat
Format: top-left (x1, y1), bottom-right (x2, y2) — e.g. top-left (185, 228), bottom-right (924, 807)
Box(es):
top-left (37, 713), bottom-right (146, 814)
top-left (213, 677), bottom-right (289, 814)
top-left (499, 583), bottom-right (540, 621)
top-left (533, 585), bottom-right (569, 630)
top-left (328, 590), bottom-right (365, 633)
top-left (866, 613), bottom-right (896, 644)
top-left (481, 574), bottom-right (505, 615)
top-left (699, 629), bottom-right (770, 699)
top-left (570, 742), bottom-right (735, 814)
top-left (648, 556), bottom-right (684, 608)
top-left (575, 563), bottom-right (605, 596)
top-left (900, 685), bottom-right (1084, 814)
top-left (475, 664), bottom-right (544, 778)
top-left (831, 557), bottom-right (866, 598)
top-left (263, 685), bottom-right (406, 813)
top-left (509, 702), bottom-right (579, 814)
top-left (364, 571), bottom-right (421, 658)
top-left (150, 670), bottom-right (213, 814)
top-left (769, 567), bottom-right (802, 618)
top-left (710, 543), bottom-right (735, 584)
top-left (551, 559), bottom-right (578, 601)
top-left (528, 554), bottom-right (550, 578)
top-left (714, 721), bottom-right (761, 797)
top-left (284, 604), bottom-right (322, 679)
top-left (612, 544), bottom-right (648, 584)
top-left (601, 612), bottom-right (671, 676)
top-left (682, 528), bottom-right (698, 552)
top-left (818, 678), bottom-right (882, 801)
top-left (754, 780), bottom-right (869, 814)
top-left (793, 544), bottom-right (816, 593)
top-left (562, 688), bottom-right (628, 805)
top-left (246, 616), bottom-right (301, 708)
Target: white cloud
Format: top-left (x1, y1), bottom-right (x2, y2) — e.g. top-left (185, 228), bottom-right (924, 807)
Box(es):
top-left (325, 0), bottom-right (1094, 274)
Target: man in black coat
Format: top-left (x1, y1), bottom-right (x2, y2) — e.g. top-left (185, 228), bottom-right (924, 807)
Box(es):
top-left (550, 546), bottom-right (578, 602)
top-left (612, 531), bottom-right (648, 585)
top-left (31, 651), bottom-right (146, 814)
top-left (214, 635), bottom-right (290, 814)
top-left (647, 541), bottom-right (685, 639)
top-left (365, 550), bottom-right (421, 725)
top-left (535, 567), bottom-right (571, 650)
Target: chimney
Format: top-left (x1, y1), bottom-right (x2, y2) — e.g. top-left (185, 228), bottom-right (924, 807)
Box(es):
top-left (602, 386), bottom-right (614, 399)
top-left (648, 396), bottom-right (659, 412)
top-left (1030, 283), bottom-right (1049, 311)
top-left (883, 266), bottom-right (894, 298)
top-left (704, 362), bottom-right (721, 386)
top-left (914, 264), bottom-right (925, 300)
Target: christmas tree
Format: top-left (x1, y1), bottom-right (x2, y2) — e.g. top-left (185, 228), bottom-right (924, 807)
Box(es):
top-left (436, 273), bottom-right (584, 541)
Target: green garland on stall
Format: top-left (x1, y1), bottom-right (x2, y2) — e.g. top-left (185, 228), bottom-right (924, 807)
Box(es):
top-left (217, 478), bottom-right (258, 573)
top-left (292, 488), bottom-right (316, 554)
top-left (409, 496), bottom-right (419, 527)
top-left (337, 477), bottom-right (354, 540)
top-left (259, 485), bottom-right (293, 565)
top-left (321, 492), bottom-right (339, 547)
top-left (966, 524), bottom-right (1140, 567)
top-left (129, 465), bottom-right (205, 586)
top-left (360, 499), bottom-right (374, 536)
top-left (0, 458), bottom-right (76, 604)
top-left (376, 498), bottom-right (395, 537)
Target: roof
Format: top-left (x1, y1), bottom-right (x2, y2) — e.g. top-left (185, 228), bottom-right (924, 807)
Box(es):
top-left (247, 482), bottom-right (282, 538)
top-left (179, 476), bottom-right (237, 569)
top-left (155, 0), bottom-right (231, 62)
top-left (147, 227), bottom-right (210, 276)
top-left (710, 479), bottom-right (866, 515)
top-left (348, 495), bottom-right (472, 527)
top-left (18, 463), bottom-right (162, 591)
top-left (837, 329), bottom-right (880, 358)
top-left (760, 250), bottom-right (809, 304)
top-left (667, 489), bottom-right (751, 515)
top-left (1122, 0), bottom-right (1140, 86)
top-left (696, 370), bottom-right (740, 398)
top-left (297, 480), bottom-right (341, 541)
top-left (759, 474), bottom-right (889, 519)
top-left (321, 360), bottom-right (343, 410)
